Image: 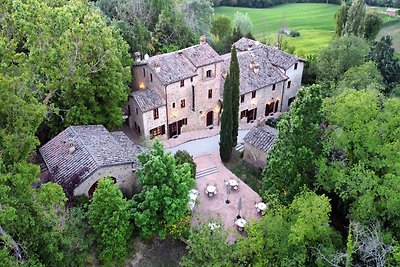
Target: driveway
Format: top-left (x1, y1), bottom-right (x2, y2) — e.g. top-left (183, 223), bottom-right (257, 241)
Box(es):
top-left (165, 129), bottom-right (249, 157)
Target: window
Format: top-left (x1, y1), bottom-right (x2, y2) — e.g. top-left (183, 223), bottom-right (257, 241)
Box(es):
top-left (192, 86), bottom-right (195, 111)
top-left (150, 73), bottom-right (153, 82)
top-left (208, 89), bottom-right (212, 99)
top-left (172, 102), bottom-right (175, 108)
top-left (252, 91), bottom-right (256, 98)
top-left (294, 63), bottom-right (298, 70)
top-left (128, 105), bottom-right (131, 115)
top-left (240, 95), bottom-right (245, 103)
top-left (287, 81), bottom-right (291, 88)
top-left (272, 84), bottom-right (276, 91)
top-left (180, 80), bottom-right (185, 87)
top-left (181, 99), bottom-right (186, 108)
top-left (190, 77), bottom-right (193, 82)
top-left (150, 125), bottom-right (166, 138)
top-left (143, 68), bottom-right (145, 77)
top-left (136, 108), bottom-right (138, 115)
top-left (240, 110), bottom-right (247, 119)
top-left (153, 108), bottom-right (159, 120)
top-left (137, 125), bottom-right (141, 134)
top-left (206, 70), bottom-right (212, 78)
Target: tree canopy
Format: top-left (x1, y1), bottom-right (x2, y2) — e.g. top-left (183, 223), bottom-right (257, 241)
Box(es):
top-left (131, 141), bottom-right (195, 239)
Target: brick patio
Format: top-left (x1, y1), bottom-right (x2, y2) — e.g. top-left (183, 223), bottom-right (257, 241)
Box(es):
top-left (191, 152), bottom-right (263, 243)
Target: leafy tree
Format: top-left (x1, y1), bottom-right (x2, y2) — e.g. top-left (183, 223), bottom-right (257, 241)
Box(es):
top-left (316, 36), bottom-right (369, 86)
top-left (236, 191), bottom-right (341, 266)
top-left (337, 61), bottom-right (384, 93)
top-left (318, 89), bottom-right (400, 238)
top-left (219, 73), bottom-right (233, 162)
top-left (363, 12), bottom-right (383, 41)
top-left (178, 0), bottom-right (214, 36)
top-left (343, 0), bottom-right (366, 37)
top-left (335, 2), bottom-right (349, 36)
top-left (262, 85), bottom-right (324, 203)
top-left (233, 12), bottom-right (253, 36)
top-left (131, 140), bottom-right (195, 239)
top-left (88, 177), bottom-right (131, 266)
top-left (367, 36), bottom-right (400, 95)
top-left (211, 15), bottom-right (233, 41)
top-left (2, 0), bottom-right (132, 136)
top-left (174, 150), bottom-right (197, 179)
top-left (302, 54), bottom-right (318, 85)
top-left (180, 222), bottom-right (235, 267)
top-left (230, 46), bottom-right (240, 146)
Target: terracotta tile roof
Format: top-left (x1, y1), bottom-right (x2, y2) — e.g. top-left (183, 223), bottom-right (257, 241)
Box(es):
top-left (131, 88), bottom-right (166, 112)
top-left (243, 125), bottom-right (278, 153)
top-left (221, 48), bottom-right (288, 95)
top-left (39, 125), bottom-right (146, 191)
top-left (234, 37), bottom-right (304, 70)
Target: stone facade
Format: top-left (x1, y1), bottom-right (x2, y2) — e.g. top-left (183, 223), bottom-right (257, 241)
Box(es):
top-left (243, 143), bottom-right (268, 170)
top-left (74, 164), bottom-right (139, 197)
top-left (129, 37), bottom-right (304, 139)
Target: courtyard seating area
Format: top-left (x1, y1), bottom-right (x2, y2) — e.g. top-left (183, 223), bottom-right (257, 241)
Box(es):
top-left (191, 152), bottom-right (266, 242)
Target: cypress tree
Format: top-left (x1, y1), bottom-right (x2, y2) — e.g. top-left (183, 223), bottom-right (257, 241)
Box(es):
top-left (335, 2), bottom-right (349, 37)
top-left (230, 45), bottom-right (240, 146)
top-left (344, 0), bottom-right (366, 37)
top-left (219, 73), bottom-right (233, 162)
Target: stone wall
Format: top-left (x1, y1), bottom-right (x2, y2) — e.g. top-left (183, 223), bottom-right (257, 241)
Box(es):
top-left (282, 61), bottom-right (304, 111)
top-left (74, 164), bottom-right (139, 197)
top-left (243, 143), bottom-right (267, 170)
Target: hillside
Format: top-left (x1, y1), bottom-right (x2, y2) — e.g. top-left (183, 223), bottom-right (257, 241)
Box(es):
top-left (215, 3), bottom-right (339, 55)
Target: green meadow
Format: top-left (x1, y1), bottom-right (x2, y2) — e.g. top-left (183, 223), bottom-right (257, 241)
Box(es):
top-left (215, 3), bottom-right (339, 55)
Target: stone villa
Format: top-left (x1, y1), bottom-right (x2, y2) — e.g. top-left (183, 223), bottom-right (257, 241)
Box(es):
top-left (128, 37), bottom-right (305, 139)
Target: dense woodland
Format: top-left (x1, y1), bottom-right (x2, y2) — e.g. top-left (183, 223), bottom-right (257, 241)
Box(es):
top-left (1, 0), bottom-right (400, 266)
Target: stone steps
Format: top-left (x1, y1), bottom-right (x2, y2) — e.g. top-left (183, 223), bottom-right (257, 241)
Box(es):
top-left (235, 143), bottom-right (244, 153)
top-left (195, 166), bottom-right (218, 179)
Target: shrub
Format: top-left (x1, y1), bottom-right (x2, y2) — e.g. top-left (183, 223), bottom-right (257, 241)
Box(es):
top-left (175, 150), bottom-right (196, 179)
top-left (290, 30), bottom-right (300, 37)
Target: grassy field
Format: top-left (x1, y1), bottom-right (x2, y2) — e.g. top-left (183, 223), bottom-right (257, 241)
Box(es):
top-left (215, 3), bottom-right (339, 55)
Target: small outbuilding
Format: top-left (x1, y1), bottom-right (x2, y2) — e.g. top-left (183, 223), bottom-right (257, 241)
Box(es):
top-left (39, 125), bottom-right (146, 198)
top-left (243, 125), bottom-right (278, 169)
top-left (385, 8), bottom-right (399, 17)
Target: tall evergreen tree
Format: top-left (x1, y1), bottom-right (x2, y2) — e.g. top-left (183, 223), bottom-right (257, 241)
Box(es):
top-left (367, 36), bottom-right (400, 95)
top-left (343, 0), bottom-right (366, 37)
top-left (220, 74), bottom-right (233, 162)
top-left (335, 2), bottom-right (349, 37)
top-left (230, 46), bottom-right (240, 146)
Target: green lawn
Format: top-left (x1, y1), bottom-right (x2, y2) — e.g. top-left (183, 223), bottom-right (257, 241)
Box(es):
top-left (215, 3), bottom-right (339, 55)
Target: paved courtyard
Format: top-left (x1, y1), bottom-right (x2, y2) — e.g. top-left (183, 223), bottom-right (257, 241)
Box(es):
top-left (191, 152), bottom-right (263, 243)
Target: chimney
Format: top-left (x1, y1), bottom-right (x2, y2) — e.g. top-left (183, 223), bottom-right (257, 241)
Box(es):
top-left (249, 60), bottom-right (256, 69)
top-left (199, 35), bottom-right (207, 45)
top-left (67, 139), bottom-right (76, 154)
top-left (247, 42), bottom-right (253, 51)
top-left (134, 51), bottom-right (141, 62)
top-left (257, 118), bottom-right (266, 126)
top-left (154, 61), bottom-right (161, 73)
top-left (253, 63), bottom-right (260, 74)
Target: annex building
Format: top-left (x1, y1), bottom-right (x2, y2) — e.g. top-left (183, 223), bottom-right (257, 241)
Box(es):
top-left (128, 37), bottom-right (304, 139)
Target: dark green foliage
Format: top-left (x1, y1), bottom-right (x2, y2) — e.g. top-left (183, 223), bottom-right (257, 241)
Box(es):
top-left (367, 36), bottom-right (400, 95)
top-left (214, 0), bottom-right (340, 8)
top-left (289, 30), bottom-right (300, 37)
top-left (230, 46), bottom-right (240, 146)
top-left (262, 85), bottom-right (324, 203)
top-left (302, 54), bottom-right (318, 85)
top-left (174, 150), bottom-right (197, 179)
top-left (211, 15), bottom-right (233, 41)
top-left (219, 74), bottom-right (233, 162)
top-left (88, 177), bottom-right (131, 266)
top-left (180, 222), bottom-right (235, 267)
top-left (132, 141), bottom-right (195, 239)
top-left (318, 89), bottom-right (400, 238)
top-left (363, 12), bottom-right (383, 41)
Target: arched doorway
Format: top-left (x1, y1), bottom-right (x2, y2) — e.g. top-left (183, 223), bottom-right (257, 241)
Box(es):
top-left (206, 111), bottom-right (213, 127)
top-left (88, 177), bottom-right (117, 198)
top-left (275, 100), bottom-right (279, 112)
